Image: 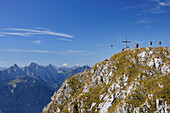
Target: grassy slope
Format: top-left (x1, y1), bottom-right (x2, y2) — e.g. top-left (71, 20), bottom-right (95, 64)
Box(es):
top-left (43, 47), bottom-right (170, 113)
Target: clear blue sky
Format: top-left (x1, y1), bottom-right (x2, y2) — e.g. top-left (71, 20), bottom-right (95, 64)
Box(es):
top-left (0, 0), bottom-right (170, 67)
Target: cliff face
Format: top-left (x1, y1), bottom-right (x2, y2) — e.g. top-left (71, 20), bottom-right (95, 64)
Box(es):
top-left (43, 47), bottom-right (170, 113)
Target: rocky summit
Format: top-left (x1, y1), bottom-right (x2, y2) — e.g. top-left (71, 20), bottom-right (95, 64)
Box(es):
top-left (43, 47), bottom-right (170, 113)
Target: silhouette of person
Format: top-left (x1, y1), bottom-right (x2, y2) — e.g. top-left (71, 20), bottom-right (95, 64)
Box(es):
top-left (135, 43), bottom-right (139, 48)
top-left (159, 41), bottom-right (161, 47)
top-left (149, 41), bottom-right (152, 47)
top-left (122, 48), bottom-right (124, 52)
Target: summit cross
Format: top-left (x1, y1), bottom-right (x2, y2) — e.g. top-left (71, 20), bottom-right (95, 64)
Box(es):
top-left (122, 37), bottom-right (130, 48)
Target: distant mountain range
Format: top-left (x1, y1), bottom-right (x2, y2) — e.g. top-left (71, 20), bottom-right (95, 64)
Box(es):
top-left (0, 63), bottom-right (91, 113)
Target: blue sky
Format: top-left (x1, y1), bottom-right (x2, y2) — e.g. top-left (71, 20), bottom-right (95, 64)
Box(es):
top-left (0, 0), bottom-right (170, 67)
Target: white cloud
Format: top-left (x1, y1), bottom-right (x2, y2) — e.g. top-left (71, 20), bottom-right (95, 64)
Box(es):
top-left (57, 38), bottom-right (73, 42)
top-left (125, 0), bottom-right (169, 15)
top-left (0, 48), bottom-right (89, 55)
top-left (32, 40), bottom-right (41, 44)
top-left (31, 60), bottom-right (38, 63)
top-left (151, 0), bottom-right (170, 6)
top-left (159, 2), bottom-right (170, 6)
top-left (0, 49), bottom-right (55, 53)
top-left (125, 4), bottom-right (148, 10)
top-left (2, 32), bottom-right (43, 36)
top-left (76, 63), bottom-right (79, 66)
top-left (68, 49), bottom-right (86, 53)
top-left (0, 34), bottom-right (4, 36)
top-left (151, 6), bottom-right (166, 13)
top-left (35, 27), bottom-right (48, 30)
top-left (56, 49), bottom-right (86, 55)
top-left (63, 63), bottom-right (68, 66)
top-left (2, 28), bottom-right (73, 38)
top-left (2, 32), bottom-right (27, 36)
top-left (149, 0), bottom-right (170, 13)
top-left (137, 18), bottom-right (150, 24)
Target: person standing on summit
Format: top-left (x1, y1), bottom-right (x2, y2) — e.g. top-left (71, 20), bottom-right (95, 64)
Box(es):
top-left (159, 41), bottom-right (161, 47)
top-left (149, 41), bottom-right (152, 47)
top-left (135, 43), bottom-right (139, 48)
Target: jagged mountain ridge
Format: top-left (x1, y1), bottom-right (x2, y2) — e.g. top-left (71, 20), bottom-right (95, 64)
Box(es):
top-left (0, 64), bottom-right (24, 80)
top-left (0, 63), bottom-right (91, 90)
top-left (43, 47), bottom-right (170, 113)
top-left (0, 76), bottom-right (54, 113)
top-left (0, 63), bottom-right (91, 113)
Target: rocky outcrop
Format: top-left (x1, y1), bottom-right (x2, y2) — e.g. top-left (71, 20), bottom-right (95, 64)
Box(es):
top-left (43, 47), bottom-right (170, 113)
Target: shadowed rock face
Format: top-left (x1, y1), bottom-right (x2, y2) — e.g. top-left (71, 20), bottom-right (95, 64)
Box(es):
top-left (0, 76), bottom-right (54, 113)
top-left (0, 63), bottom-right (91, 113)
top-left (43, 47), bottom-right (170, 113)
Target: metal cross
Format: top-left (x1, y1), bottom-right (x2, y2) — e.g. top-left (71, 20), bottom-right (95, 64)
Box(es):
top-left (122, 37), bottom-right (130, 48)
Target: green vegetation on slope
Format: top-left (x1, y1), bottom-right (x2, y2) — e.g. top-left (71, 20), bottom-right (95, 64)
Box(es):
top-left (43, 47), bottom-right (170, 113)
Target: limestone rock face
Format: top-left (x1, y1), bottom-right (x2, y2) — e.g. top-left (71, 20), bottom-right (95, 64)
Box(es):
top-left (43, 47), bottom-right (170, 113)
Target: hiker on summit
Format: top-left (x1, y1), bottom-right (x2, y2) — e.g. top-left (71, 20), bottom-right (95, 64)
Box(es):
top-left (159, 41), bottom-right (161, 47)
top-left (149, 41), bottom-right (152, 47)
top-left (124, 46), bottom-right (130, 52)
top-left (135, 43), bottom-right (139, 48)
top-left (122, 48), bottom-right (124, 52)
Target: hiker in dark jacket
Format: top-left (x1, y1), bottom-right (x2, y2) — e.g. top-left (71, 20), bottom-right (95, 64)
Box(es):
top-left (149, 41), bottom-right (152, 47)
top-left (122, 48), bottom-right (124, 52)
top-left (159, 41), bottom-right (161, 47)
top-left (135, 43), bottom-right (139, 48)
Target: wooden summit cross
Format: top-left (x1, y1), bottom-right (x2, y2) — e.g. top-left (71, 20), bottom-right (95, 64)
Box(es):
top-left (122, 37), bottom-right (130, 48)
